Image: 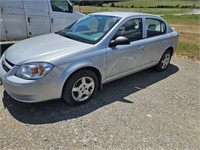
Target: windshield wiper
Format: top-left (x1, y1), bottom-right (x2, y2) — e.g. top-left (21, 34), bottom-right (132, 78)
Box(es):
top-left (56, 31), bottom-right (67, 37)
top-left (56, 32), bottom-right (80, 42)
top-left (65, 34), bottom-right (82, 42)
top-left (56, 32), bottom-right (91, 44)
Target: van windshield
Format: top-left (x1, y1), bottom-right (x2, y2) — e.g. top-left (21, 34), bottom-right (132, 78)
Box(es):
top-left (57, 15), bottom-right (121, 44)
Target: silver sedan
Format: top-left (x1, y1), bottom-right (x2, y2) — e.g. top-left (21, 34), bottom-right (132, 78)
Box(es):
top-left (0, 12), bottom-right (179, 105)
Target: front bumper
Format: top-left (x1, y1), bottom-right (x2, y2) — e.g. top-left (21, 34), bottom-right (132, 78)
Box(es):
top-left (0, 56), bottom-right (66, 103)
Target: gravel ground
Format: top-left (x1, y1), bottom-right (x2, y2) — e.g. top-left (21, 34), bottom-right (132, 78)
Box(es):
top-left (0, 57), bottom-right (199, 150)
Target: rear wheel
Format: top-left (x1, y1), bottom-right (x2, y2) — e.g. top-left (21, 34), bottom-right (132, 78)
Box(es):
top-left (62, 69), bottom-right (98, 105)
top-left (154, 50), bottom-right (172, 71)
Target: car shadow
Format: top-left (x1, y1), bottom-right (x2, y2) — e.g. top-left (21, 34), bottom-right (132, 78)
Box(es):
top-left (2, 64), bottom-right (179, 124)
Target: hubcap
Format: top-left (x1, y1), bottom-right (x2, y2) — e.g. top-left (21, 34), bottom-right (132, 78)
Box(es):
top-left (72, 77), bottom-right (95, 102)
top-left (161, 53), bottom-right (171, 69)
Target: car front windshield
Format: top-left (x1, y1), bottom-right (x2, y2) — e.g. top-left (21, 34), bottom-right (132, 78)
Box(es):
top-left (57, 15), bottom-right (121, 44)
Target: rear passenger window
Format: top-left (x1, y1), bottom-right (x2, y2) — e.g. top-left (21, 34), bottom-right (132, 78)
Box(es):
top-left (51, 0), bottom-right (71, 13)
top-left (146, 18), bottom-right (166, 38)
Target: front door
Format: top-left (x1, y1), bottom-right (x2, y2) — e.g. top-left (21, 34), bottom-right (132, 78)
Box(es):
top-left (106, 18), bottom-right (144, 79)
top-left (48, 0), bottom-right (74, 32)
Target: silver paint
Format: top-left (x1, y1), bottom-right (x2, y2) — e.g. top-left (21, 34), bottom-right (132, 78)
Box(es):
top-left (0, 12), bottom-right (179, 102)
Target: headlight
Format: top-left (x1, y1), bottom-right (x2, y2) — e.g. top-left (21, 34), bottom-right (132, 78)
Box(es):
top-left (16, 62), bottom-right (54, 80)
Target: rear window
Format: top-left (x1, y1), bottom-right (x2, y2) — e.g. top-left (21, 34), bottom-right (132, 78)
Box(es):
top-left (146, 18), bottom-right (166, 38)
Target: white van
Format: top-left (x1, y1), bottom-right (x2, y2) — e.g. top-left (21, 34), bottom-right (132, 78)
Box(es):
top-left (0, 0), bottom-right (84, 41)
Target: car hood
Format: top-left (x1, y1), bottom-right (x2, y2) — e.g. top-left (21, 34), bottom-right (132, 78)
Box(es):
top-left (5, 33), bottom-right (91, 65)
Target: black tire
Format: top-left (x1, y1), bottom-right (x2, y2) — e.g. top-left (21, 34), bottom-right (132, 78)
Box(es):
top-left (154, 50), bottom-right (172, 71)
top-left (62, 69), bottom-right (98, 105)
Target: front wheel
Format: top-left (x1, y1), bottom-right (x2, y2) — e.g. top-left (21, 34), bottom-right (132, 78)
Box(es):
top-left (154, 50), bottom-right (172, 71)
top-left (62, 69), bottom-right (98, 105)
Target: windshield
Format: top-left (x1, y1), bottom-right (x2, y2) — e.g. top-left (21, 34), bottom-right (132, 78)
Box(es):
top-left (57, 15), bottom-right (121, 44)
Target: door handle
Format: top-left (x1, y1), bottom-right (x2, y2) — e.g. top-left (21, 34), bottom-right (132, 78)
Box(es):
top-left (137, 46), bottom-right (144, 50)
top-left (162, 40), bottom-right (167, 43)
top-left (51, 18), bottom-right (54, 24)
top-left (27, 17), bottom-right (31, 24)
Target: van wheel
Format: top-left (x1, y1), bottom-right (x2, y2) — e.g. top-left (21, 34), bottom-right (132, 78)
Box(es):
top-left (62, 69), bottom-right (98, 105)
top-left (154, 50), bottom-right (172, 71)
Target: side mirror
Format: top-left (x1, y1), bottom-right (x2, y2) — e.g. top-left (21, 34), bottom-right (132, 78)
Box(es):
top-left (109, 36), bottom-right (130, 47)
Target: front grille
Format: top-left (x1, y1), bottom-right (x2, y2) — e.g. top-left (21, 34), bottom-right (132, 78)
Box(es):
top-left (5, 58), bottom-right (15, 67)
top-left (2, 62), bottom-right (10, 72)
top-left (2, 58), bottom-right (15, 72)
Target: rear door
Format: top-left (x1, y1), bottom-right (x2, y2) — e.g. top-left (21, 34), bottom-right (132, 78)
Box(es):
top-left (139, 17), bottom-right (169, 66)
top-left (1, 0), bottom-right (27, 40)
top-left (48, 0), bottom-right (74, 32)
top-left (0, 9), bottom-right (7, 40)
top-left (23, 0), bottom-right (51, 37)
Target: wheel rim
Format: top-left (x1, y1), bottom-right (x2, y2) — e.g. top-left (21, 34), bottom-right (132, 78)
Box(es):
top-left (161, 53), bottom-right (171, 69)
top-left (72, 77), bottom-right (95, 102)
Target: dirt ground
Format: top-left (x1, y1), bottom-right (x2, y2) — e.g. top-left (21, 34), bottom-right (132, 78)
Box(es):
top-left (0, 57), bottom-right (200, 150)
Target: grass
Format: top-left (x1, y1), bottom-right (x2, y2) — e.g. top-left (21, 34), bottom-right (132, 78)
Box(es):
top-left (169, 19), bottom-right (200, 60)
top-left (176, 41), bottom-right (200, 60)
top-left (74, 1), bottom-right (200, 61)
top-left (110, 0), bottom-right (200, 8)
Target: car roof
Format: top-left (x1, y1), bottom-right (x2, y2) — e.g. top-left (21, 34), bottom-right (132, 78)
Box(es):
top-left (90, 11), bottom-right (159, 18)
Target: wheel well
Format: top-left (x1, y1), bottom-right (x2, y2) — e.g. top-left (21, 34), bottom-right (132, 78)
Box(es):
top-left (65, 67), bottom-right (102, 90)
top-left (86, 67), bottom-right (102, 90)
top-left (166, 47), bottom-right (174, 55)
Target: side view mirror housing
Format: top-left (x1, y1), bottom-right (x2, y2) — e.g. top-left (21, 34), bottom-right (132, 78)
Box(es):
top-left (109, 36), bottom-right (130, 47)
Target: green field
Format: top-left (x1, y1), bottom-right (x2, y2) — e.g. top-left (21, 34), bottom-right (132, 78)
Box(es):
top-left (111, 0), bottom-right (200, 8)
top-left (75, 0), bottom-right (200, 61)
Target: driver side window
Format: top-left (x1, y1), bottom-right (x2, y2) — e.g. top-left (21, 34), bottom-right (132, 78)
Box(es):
top-left (114, 18), bottom-right (142, 42)
top-left (50, 0), bottom-right (72, 13)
